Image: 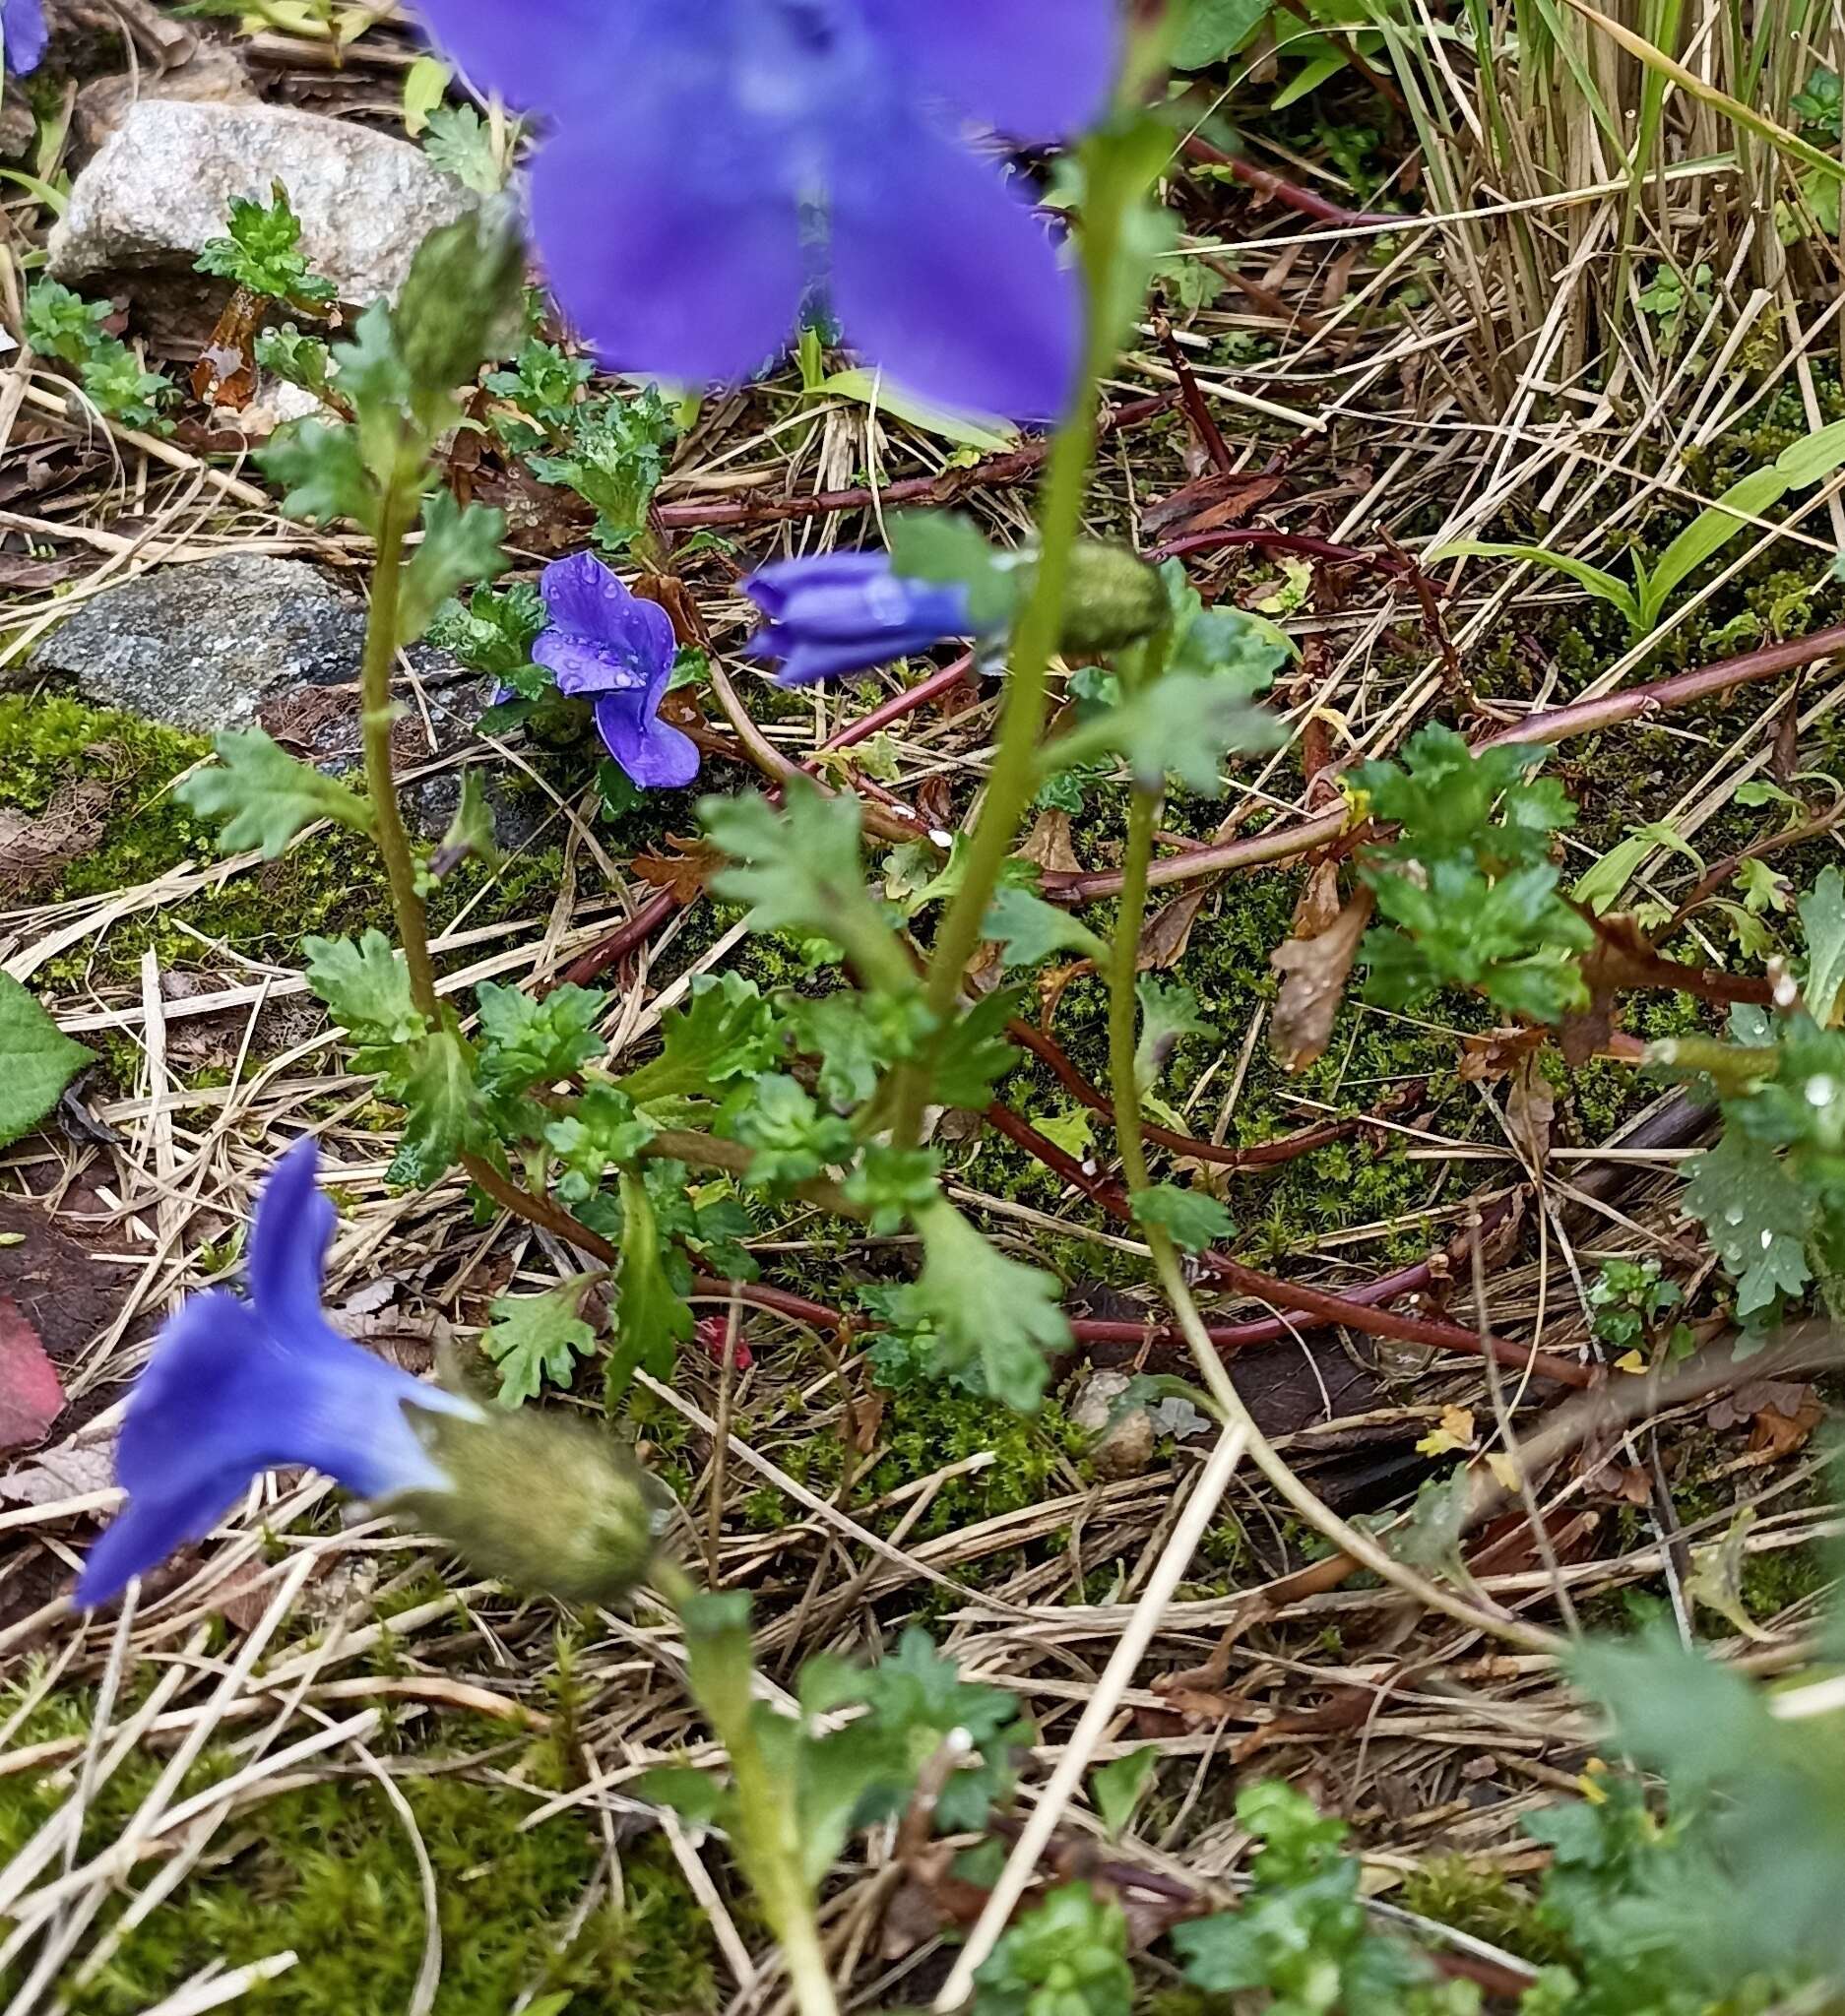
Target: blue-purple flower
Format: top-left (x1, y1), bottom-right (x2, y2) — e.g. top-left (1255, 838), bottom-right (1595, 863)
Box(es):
top-left (534, 552), bottom-right (699, 789)
top-left (77, 1140), bottom-right (479, 1607)
top-left (411, 0), bottom-right (1119, 422)
top-left (745, 551), bottom-right (985, 687)
top-left (3, 0), bottom-right (46, 73)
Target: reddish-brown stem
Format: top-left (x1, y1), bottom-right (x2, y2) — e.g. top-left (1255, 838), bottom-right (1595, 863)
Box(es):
top-left (1147, 527), bottom-right (1421, 575)
top-left (982, 1104), bottom-right (1592, 1388)
top-left (818, 653), bottom-right (977, 753)
top-left (1179, 134), bottom-right (1401, 230)
top-left (1049, 619), bottom-right (1845, 900)
top-left (655, 395), bottom-right (1174, 533)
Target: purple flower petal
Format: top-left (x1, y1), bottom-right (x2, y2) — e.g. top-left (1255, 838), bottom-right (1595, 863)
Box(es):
top-left (595, 691), bottom-right (700, 789)
top-left (745, 553), bottom-right (898, 620)
top-left (535, 552), bottom-right (674, 700)
top-left (245, 1135), bottom-right (335, 1348)
top-left (531, 111), bottom-right (805, 389)
top-left (743, 550), bottom-right (978, 686)
top-left (77, 1148), bottom-right (477, 1608)
top-left (407, 0), bottom-right (635, 110)
top-left (829, 115), bottom-right (1081, 424)
top-left (859, 0), bottom-right (1120, 142)
top-left (3, 0), bottom-right (45, 74)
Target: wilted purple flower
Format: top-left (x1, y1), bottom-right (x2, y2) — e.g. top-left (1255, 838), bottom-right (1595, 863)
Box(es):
top-left (410, 0), bottom-right (1119, 422)
top-left (745, 551), bottom-right (988, 687)
top-left (534, 552), bottom-right (699, 788)
top-left (4, 0), bottom-right (46, 72)
top-left (77, 1140), bottom-right (479, 1607)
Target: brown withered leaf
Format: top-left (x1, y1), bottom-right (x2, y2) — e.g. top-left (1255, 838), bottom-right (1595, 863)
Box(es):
top-left (191, 284), bottom-right (263, 411)
top-left (1141, 468), bottom-right (1287, 539)
top-left (1458, 1025), bottom-right (1548, 1083)
top-left (1233, 1686), bottom-right (1373, 1764)
top-left (1750, 1391), bottom-right (1825, 1461)
top-left (1268, 887), bottom-right (1374, 1072)
top-left (1708, 1379), bottom-right (1826, 1460)
top-left (632, 836), bottom-right (724, 904)
top-left (1015, 808), bottom-right (1081, 874)
top-left (0, 777), bottom-right (114, 898)
top-left (1289, 857), bottom-right (1345, 940)
top-left (1136, 889), bottom-right (1208, 971)
top-left (0, 1296), bottom-right (65, 1455)
top-left (1505, 1050), bottom-right (1557, 1164)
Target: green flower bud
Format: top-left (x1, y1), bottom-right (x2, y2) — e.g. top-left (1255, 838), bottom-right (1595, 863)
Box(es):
top-left (400, 1406), bottom-right (675, 1604)
top-left (394, 205), bottom-right (527, 402)
top-left (1055, 541), bottom-right (1169, 657)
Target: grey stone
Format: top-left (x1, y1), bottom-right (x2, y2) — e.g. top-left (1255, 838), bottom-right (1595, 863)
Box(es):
top-left (23, 555), bottom-right (371, 732)
top-left (48, 99), bottom-right (477, 308)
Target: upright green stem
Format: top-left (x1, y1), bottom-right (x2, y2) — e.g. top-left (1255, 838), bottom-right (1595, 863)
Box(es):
top-left (892, 144), bottom-right (1143, 1143)
top-left (1103, 786), bottom-right (1560, 1655)
top-left (360, 477), bottom-right (441, 1023)
top-left (657, 1564), bottom-right (840, 2016)
top-left (1108, 787), bottom-right (1161, 1198)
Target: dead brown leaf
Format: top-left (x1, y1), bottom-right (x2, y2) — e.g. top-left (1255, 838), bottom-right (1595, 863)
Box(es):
top-left (0, 777), bottom-right (114, 898)
top-left (632, 835), bottom-right (725, 904)
top-left (1504, 1050), bottom-right (1557, 1164)
top-left (1268, 887), bottom-right (1374, 1072)
top-left (1136, 889), bottom-right (1208, 971)
top-left (1015, 808), bottom-right (1081, 874)
top-left (1458, 1025), bottom-right (1548, 1083)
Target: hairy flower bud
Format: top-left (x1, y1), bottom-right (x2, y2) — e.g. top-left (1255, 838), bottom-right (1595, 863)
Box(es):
top-left (1054, 541), bottom-right (1170, 658)
top-left (402, 1407), bottom-right (676, 1605)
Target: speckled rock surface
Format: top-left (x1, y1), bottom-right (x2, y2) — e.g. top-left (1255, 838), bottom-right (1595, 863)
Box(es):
top-left (47, 99), bottom-right (476, 306)
top-left (21, 555), bottom-right (371, 732)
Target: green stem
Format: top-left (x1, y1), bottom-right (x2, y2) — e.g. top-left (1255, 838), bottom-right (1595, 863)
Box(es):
top-left (360, 476), bottom-right (441, 1023)
top-left (1102, 790), bottom-right (1560, 1656)
top-left (656, 1564), bottom-right (840, 2016)
top-left (892, 144), bottom-right (1140, 1143)
top-left (1108, 787), bottom-right (1161, 1199)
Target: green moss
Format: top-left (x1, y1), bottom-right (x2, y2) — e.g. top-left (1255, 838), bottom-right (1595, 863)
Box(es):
top-left (0, 1686), bottom-right (726, 2014)
top-left (1397, 1855), bottom-right (1567, 1967)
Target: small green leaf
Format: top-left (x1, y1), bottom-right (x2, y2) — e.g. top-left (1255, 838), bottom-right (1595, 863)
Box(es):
top-left (929, 985), bottom-right (1025, 1109)
top-left (1103, 670), bottom-right (1283, 795)
top-left (0, 976), bottom-right (94, 1149)
top-left (983, 885), bottom-right (1109, 969)
top-left (974, 1883), bottom-right (1133, 2016)
top-left (1572, 819), bottom-right (1704, 914)
top-left (1683, 1124), bottom-right (1813, 1317)
top-left (399, 492), bottom-right (508, 646)
top-left (545, 1084), bottom-right (657, 1201)
top-left (619, 975), bottom-right (782, 1106)
top-left (1134, 977), bottom-right (1216, 1093)
top-left (387, 1029), bottom-right (486, 1186)
top-left (1799, 866), bottom-right (1845, 1026)
top-left (195, 182), bottom-right (335, 307)
top-left (302, 931), bottom-right (424, 1046)
top-left (1174, 0), bottom-right (1274, 66)
top-left (1091, 1746), bottom-right (1158, 1838)
top-left (476, 980), bottom-right (607, 1095)
top-left (401, 53), bottom-right (450, 137)
top-left (1130, 1183), bottom-right (1234, 1253)
top-left (421, 102), bottom-right (510, 195)
top-left (700, 783), bottom-right (909, 988)
top-left (724, 1074), bottom-right (856, 1190)
top-left (176, 729), bottom-right (374, 858)
top-left (908, 1199), bottom-right (1069, 1413)
top-left (841, 1145), bottom-right (941, 1233)
top-left (607, 1168), bottom-right (693, 1405)
top-left (482, 1274), bottom-right (601, 1407)
top-left (260, 418), bottom-right (374, 529)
